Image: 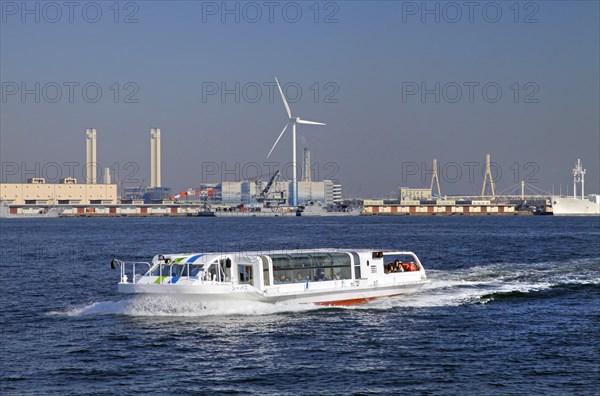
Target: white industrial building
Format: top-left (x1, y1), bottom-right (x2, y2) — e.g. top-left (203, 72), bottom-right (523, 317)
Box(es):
top-left (215, 180), bottom-right (341, 207)
top-left (399, 187), bottom-right (432, 202)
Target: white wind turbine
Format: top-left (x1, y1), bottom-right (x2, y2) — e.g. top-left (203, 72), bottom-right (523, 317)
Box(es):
top-left (267, 77), bottom-right (326, 206)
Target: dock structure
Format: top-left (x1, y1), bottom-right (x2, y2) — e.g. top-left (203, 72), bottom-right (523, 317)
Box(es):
top-left (3, 195), bottom-right (556, 217)
top-left (362, 199), bottom-right (517, 216)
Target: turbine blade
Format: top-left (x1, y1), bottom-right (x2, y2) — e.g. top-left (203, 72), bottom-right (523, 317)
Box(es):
top-left (267, 123), bottom-right (289, 158)
top-left (297, 119), bottom-right (326, 126)
top-left (275, 77), bottom-right (292, 118)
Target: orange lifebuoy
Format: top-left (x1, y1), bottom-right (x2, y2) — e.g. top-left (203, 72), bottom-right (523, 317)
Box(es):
top-left (401, 263), bottom-right (411, 271)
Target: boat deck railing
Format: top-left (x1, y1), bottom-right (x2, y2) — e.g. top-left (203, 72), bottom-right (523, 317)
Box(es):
top-left (112, 259), bottom-right (152, 284)
top-left (113, 259), bottom-right (227, 285)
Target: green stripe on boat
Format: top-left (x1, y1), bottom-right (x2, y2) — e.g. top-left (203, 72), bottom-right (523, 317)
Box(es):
top-left (154, 276), bottom-right (167, 284)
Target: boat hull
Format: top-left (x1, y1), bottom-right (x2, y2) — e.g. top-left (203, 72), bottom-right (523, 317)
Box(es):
top-left (551, 195), bottom-right (600, 216)
top-left (118, 280), bottom-right (427, 306)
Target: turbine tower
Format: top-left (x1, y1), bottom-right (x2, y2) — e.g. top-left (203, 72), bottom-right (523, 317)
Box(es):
top-left (267, 77), bottom-right (325, 206)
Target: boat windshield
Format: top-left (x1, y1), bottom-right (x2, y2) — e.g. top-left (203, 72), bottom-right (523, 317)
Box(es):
top-left (149, 263), bottom-right (204, 277)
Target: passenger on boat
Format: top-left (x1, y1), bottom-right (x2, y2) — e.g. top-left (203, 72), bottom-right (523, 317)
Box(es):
top-left (279, 274), bottom-right (291, 283)
top-left (318, 270), bottom-right (329, 281)
top-left (385, 260), bottom-right (404, 274)
top-left (400, 262), bottom-right (419, 272)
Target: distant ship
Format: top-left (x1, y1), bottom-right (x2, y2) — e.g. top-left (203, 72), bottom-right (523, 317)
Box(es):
top-left (551, 159), bottom-right (600, 216)
top-left (296, 200), bottom-right (362, 216)
top-left (0, 203), bottom-right (64, 218)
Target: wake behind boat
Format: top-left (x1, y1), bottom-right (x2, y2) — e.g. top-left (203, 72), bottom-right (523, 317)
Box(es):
top-left (112, 249), bottom-right (428, 306)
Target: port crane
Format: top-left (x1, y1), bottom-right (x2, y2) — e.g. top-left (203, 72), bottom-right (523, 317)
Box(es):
top-left (254, 171), bottom-right (286, 207)
top-left (173, 188), bottom-right (200, 201)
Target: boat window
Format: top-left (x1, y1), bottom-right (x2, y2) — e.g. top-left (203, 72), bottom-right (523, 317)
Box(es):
top-left (332, 254), bottom-right (349, 267)
top-left (219, 259), bottom-right (231, 282)
top-left (238, 264), bottom-right (253, 284)
top-left (311, 254), bottom-right (332, 267)
top-left (206, 262), bottom-right (225, 282)
top-left (271, 253), bottom-right (352, 284)
top-left (271, 255), bottom-right (295, 270)
top-left (151, 264), bottom-right (173, 277)
top-left (171, 264), bottom-right (186, 276)
top-left (383, 254), bottom-right (419, 274)
top-left (334, 267), bottom-right (352, 280)
top-left (149, 263), bottom-right (204, 277)
top-left (189, 264), bottom-right (204, 277)
top-left (174, 264), bottom-right (204, 277)
top-left (163, 264), bottom-right (174, 276)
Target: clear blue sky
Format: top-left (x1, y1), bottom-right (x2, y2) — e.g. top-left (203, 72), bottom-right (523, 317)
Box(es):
top-left (1, 1), bottom-right (599, 198)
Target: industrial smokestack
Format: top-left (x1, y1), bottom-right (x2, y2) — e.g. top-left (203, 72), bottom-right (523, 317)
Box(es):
top-left (86, 128), bottom-right (97, 184)
top-left (303, 148), bottom-right (311, 182)
top-left (150, 128), bottom-right (161, 188)
top-left (104, 167), bottom-right (111, 184)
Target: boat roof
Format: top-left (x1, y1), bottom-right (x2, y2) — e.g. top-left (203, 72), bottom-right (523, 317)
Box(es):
top-left (155, 249), bottom-right (417, 264)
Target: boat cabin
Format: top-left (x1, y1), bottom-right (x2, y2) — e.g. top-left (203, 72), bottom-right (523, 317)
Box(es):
top-left (118, 250), bottom-right (424, 290)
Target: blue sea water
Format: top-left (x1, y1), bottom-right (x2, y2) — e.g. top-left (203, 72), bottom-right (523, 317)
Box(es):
top-left (1, 216), bottom-right (599, 395)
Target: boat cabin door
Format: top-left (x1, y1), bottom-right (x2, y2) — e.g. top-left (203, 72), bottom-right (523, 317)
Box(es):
top-left (237, 256), bottom-right (260, 288)
top-left (219, 258), bottom-right (232, 282)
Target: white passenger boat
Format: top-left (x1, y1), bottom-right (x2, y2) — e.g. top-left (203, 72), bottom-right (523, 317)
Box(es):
top-left (112, 249), bottom-right (428, 306)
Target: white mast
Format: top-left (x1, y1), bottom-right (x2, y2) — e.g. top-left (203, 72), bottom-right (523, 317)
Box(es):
top-left (572, 159), bottom-right (586, 199)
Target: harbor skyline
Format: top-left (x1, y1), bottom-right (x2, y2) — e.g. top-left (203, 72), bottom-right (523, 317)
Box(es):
top-left (1, 1), bottom-right (599, 197)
